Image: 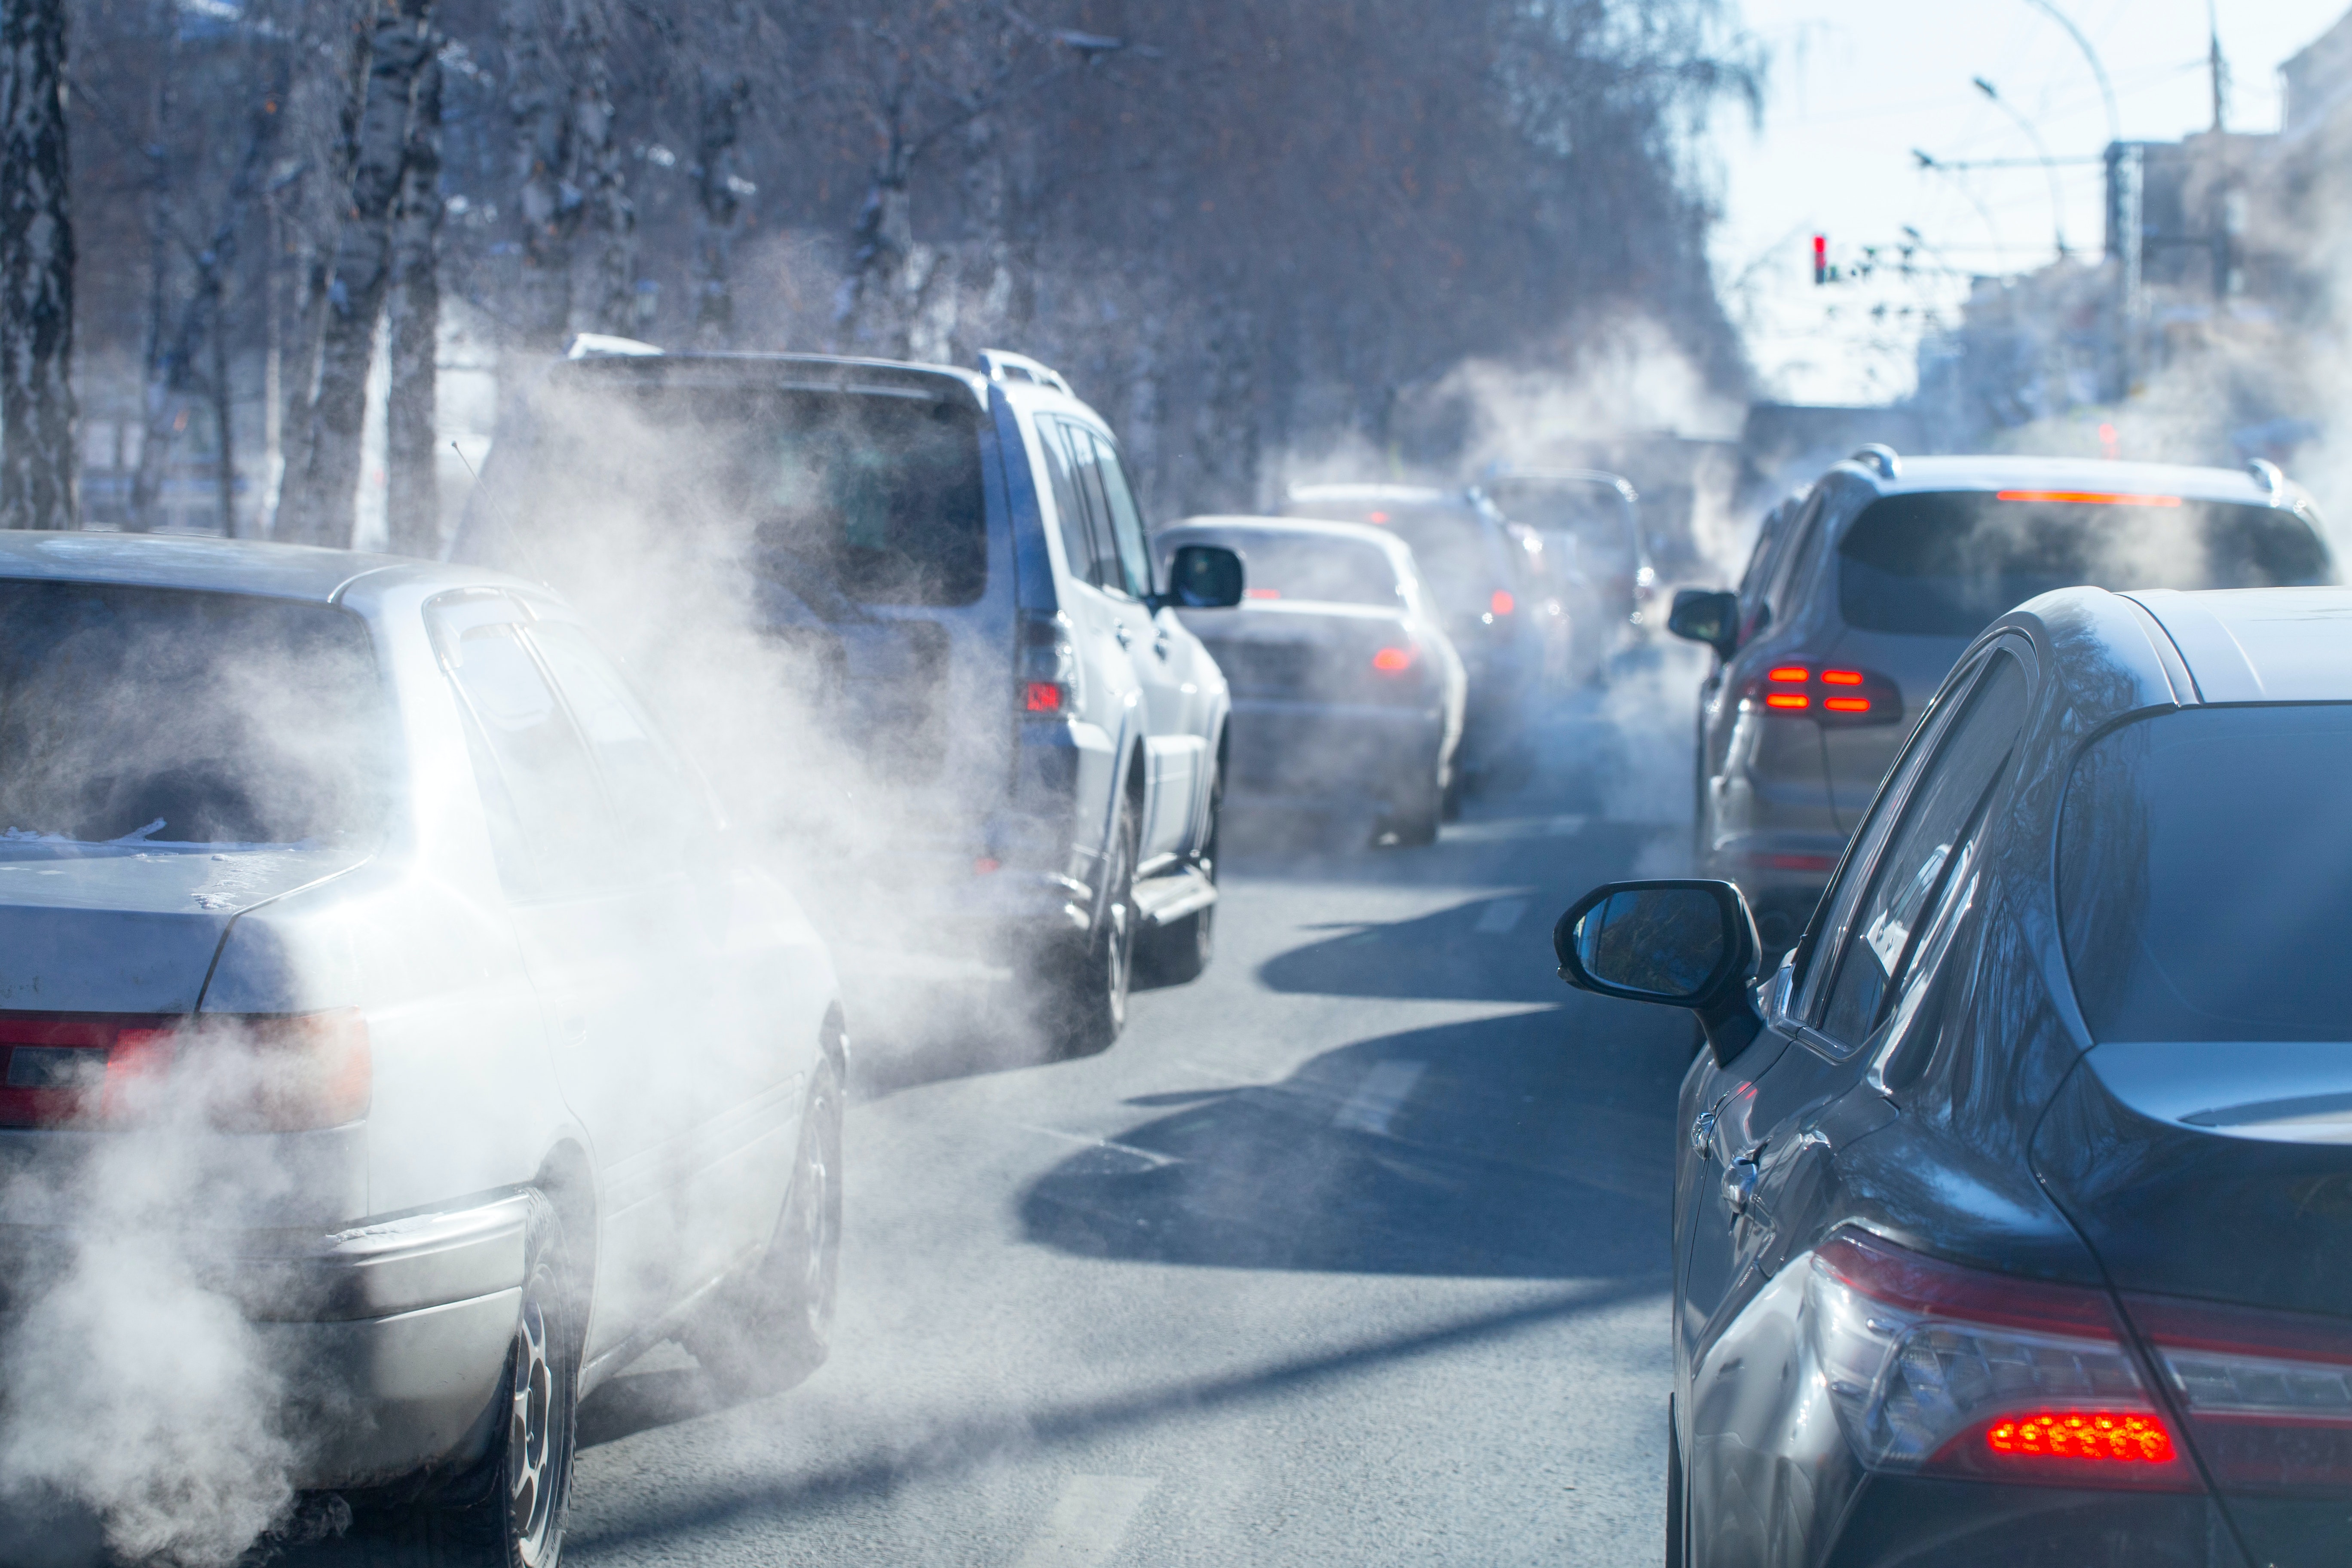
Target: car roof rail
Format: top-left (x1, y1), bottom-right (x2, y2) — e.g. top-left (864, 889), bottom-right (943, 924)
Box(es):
top-left (564, 332), bottom-right (662, 359)
top-left (1849, 443), bottom-right (1902, 481)
top-left (2247, 457), bottom-right (2286, 496)
top-left (977, 349), bottom-right (1073, 396)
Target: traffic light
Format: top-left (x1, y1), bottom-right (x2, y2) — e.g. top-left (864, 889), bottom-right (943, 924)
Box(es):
top-left (1813, 234), bottom-right (1828, 286)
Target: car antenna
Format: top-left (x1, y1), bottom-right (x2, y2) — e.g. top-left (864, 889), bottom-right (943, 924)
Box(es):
top-left (450, 440), bottom-right (553, 587)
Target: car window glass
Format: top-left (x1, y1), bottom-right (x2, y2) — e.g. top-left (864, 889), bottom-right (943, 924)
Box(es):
top-left (1761, 491), bottom-right (1829, 626)
top-left (528, 622), bottom-right (708, 877)
top-left (1061, 424), bottom-right (1127, 597)
top-left (444, 621), bottom-right (612, 899)
top-left (1738, 501), bottom-right (1795, 617)
top-left (1819, 653), bottom-right (2028, 1044)
top-left (1089, 432), bottom-right (1155, 598)
top-left (1038, 419), bottom-right (1097, 587)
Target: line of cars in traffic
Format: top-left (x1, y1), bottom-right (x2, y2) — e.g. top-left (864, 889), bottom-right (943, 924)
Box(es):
top-left (1554, 445), bottom-right (2350, 1566)
top-left (0, 339), bottom-right (1650, 1562)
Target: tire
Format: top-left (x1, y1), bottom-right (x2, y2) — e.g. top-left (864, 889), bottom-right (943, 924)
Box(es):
top-left (1029, 791), bottom-right (1137, 1056)
top-left (1136, 770), bottom-right (1219, 987)
top-left (416, 1190), bottom-right (580, 1568)
top-left (685, 1057), bottom-right (844, 1394)
top-left (1382, 771), bottom-right (1441, 848)
top-left (1439, 766), bottom-right (1465, 824)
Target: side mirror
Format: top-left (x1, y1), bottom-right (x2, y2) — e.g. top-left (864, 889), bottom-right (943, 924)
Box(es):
top-left (1164, 544), bottom-right (1245, 609)
top-left (1667, 588), bottom-right (1739, 661)
top-left (1553, 879), bottom-right (1763, 1066)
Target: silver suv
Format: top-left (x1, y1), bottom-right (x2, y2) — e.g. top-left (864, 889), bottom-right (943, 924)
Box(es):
top-left (1671, 449), bottom-right (2333, 951)
top-left (456, 344), bottom-right (1245, 1052)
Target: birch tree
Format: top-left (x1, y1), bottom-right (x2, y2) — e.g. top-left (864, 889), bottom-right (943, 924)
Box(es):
top-left (281, 0), bottom-right (435, 547)
top-left (0, 0), bottom-right (77, 531)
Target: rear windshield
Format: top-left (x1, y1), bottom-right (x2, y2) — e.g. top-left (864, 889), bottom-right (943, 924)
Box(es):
top-left (517, 382), bottom-right (988, 610)
top-left (0, 581), bottom-right (391, 846)
top-left (1286, 501), bottom-right (1491, 610)
top-left (2059, 705), bottom-right (2352, 1041)
top-left (1195, 533), bottom-right (1400, 607)
top-left (1482, 481), bottom-right (1637, 575)
top-left (1840, 491), bottom-right (2329, 636)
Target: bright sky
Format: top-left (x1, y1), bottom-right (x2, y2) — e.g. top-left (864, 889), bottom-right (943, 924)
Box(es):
top-left (1709, 0), bottom-right (2350, 405)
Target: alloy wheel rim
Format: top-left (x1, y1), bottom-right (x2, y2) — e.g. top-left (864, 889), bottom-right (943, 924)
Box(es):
top-left (508, 1294), bottom-right (557, 1565)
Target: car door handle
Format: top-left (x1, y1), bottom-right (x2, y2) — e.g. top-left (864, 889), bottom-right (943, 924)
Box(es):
top-left (1690, 1108), bottom-right (1718, 1155)
top-left (1114, 624), bottom-right (1134, 648)
top-left (1153, 629), bottom-right (1172, 659)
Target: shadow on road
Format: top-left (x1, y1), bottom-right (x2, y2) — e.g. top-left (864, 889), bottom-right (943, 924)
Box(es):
top-left (567, 1279), bottom-right (1664, 1553)
top-left (1020, 1004), bottom-right (1689, 1278)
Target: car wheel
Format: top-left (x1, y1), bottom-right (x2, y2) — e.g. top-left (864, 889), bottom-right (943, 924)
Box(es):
top-left (1439, 766), bottom-right (1465, 824)
top-left (684, 1057), bottom-right (843, 1393)
top-left (1136, 772), bottom-right (1218, 987)
top-left (1381, 771), bottom-right (1441, 847)
top-left (416, 1190), bottom-right (579, 1568)
top-left (1029, 792), bottom-right (1136, 1056)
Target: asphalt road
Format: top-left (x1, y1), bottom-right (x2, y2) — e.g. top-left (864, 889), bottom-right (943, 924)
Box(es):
top-left (551, 697), bottom-right (1700, 1568)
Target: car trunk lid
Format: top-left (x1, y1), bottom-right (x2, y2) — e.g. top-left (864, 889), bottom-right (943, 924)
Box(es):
top-left (2035, 1044), bottom-right (2352, 1566)
top-left (0, 844), bottom-right (363, 1013)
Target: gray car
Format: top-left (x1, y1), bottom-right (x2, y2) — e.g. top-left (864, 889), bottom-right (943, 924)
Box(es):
top-left (1670, 449), bottom-right (2333, 951)
top-left (1155, 518), bottom-right (1467, 845)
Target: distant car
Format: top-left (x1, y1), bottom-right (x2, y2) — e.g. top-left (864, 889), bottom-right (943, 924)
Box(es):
top-left (456, 343), bottom-right (1246, 1048)
top-left (1155, 517), bottom-right (1467, 845)
top-left (1556, 582), bottom-right (2352, 1568)
top-left (1668, 450), bottom-right (2333, 952)
top-left (0, 533), bottom-right (842, 1564)
top-left (1477, 466), bottom-right (1657, 683)
top-left (1280, 483), bottom-right (1560, 796)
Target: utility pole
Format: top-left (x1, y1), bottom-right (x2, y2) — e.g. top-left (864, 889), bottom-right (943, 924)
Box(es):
top-left (2207, 0), bottom-right (2229, 133)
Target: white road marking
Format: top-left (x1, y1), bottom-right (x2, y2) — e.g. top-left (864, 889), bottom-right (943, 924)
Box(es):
top-left (1474, 897), bottom-right (1528, 934)
top-left (1016, 1123), bottom-right (1181, 1169)
top-left (1332, 1060), bottom-right (1427, 1136)
top-left (1013, 1475), bottom-right (1161, 1568)
top-left (1547, 814), bottom-right (1589, 836)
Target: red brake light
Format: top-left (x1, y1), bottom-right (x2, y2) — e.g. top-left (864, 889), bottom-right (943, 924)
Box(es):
top-left (1824, 696), bottom-right (1870, 713)
top-left (1765, 692), bottom-right (1809, 710)
top-left (1245, 587), bottom-right (1282, 599)
top-left (1022, 681), bottom-right (1066, 714)
top-left (1490, 590), bottom-right (1515, 616)
top-left (1372, 646), bottom-right (1415, 673)
top-left (1986, 1412), bottom-right (2177, 1466)
top-left (1806, 1230), bottom-right (2196, 1491)
top-left (1366, 511), bottom-right (1390, 524)
top-left (1996, 489), bottom-right (2183, 507)
top-left (1746, 664), bottom-right (1900, 727)
top-left (1767, 665), bottom-right (1810, 683)
top-left (0, 1010), bottom-right (370, 1131)
top-left (1822, 668), bottom-right (1864, 685)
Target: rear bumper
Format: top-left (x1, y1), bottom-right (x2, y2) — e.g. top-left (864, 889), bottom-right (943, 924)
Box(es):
top-left (1825, 1474), bottom-right (2239, 1568)
top-left (3, 1191), bottom-right (529, 1489)
top-left (1226, 698), bottom-right (1444, 805)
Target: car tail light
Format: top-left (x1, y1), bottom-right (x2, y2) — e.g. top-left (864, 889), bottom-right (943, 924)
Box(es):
top-left (2130, 1294), bottom-right (2352, 1495)
top-left (1997, 490), bottom-right (2182, 508)
top-left (0, 1010), bottom-right (370, 1132)
top-left (1743, 665), bottom-right (1902, 727)
top-left (1245, 587), bottom-right (1282, 599)
top-left (1019, 610), bottom-right (1081, 717)
top-left (1805, 1229), bottom-right (2198, 1491)
top-left (1372, 645), bottom-right (1416, 674)
top-left (1490, 590), bottom-right (1515, 617)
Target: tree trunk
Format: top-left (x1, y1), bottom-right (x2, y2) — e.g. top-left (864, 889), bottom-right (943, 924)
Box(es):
top-left (282, 0), bottom-right (435, 548)
top-left (207, 276), bottom-right (236, 536)
top-left (689, 67), bottom-right (747, 348)
top-left (0, 0), bottom-right (78, 531)
top-left (504, 0), bottom-right (576, 352)
top-left (128, 24), bottom-right (178, 533)
top-left (834, 131), bottom-right (913, 352)
top-left (385, 37), bottom-right (441, 557)
top-left (565, 0), bottom-right (632, 337)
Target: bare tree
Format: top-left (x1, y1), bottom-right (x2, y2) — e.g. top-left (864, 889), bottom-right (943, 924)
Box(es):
top-left (689, 64), bottom-right (750, 346)
top-left (1, 0), bottom-right (79, 531)
top-left (281, 0), bottom-right (436, 547)
top-left (385, 33), bottom-right (441, 555)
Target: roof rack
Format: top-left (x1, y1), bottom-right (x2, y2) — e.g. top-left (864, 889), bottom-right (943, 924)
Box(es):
top-left (564, 333), bottom-right (662, 359)
top-left (1849, 444), bottom-right (1901, 481)
top-left (977, 349), bottom-right (1073, 396)
top-left (2247, 457), bottom-right (2286, 496)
